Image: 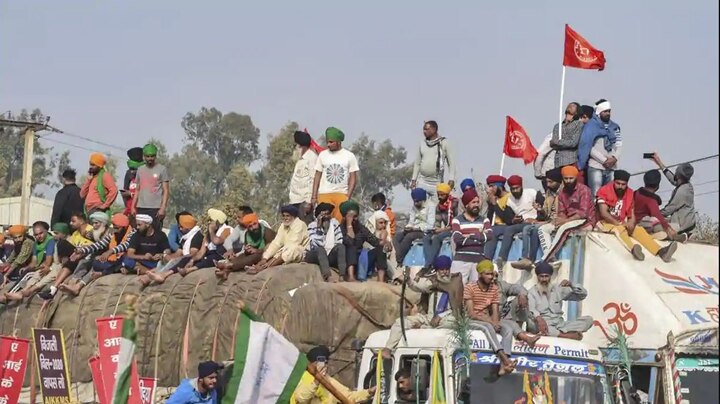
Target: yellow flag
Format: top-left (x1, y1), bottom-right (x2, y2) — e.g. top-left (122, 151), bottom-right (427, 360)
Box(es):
top-left (375, 352), bottom-right (384, 402)
top-left (430, 351), bottom-right (446, 404)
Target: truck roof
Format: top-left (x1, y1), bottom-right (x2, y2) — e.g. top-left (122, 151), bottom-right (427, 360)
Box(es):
top-left (364, 328), bottom-right (605, 363)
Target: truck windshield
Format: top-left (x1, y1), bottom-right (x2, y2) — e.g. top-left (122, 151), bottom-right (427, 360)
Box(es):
top-left (675, 357), bottom-right (719, 403)
top-left (457, 352), bottom-right (610, 404)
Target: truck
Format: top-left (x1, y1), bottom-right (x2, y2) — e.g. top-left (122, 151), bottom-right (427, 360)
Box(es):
top-left (356, 328), bottom-right (613, 403)
top-left (356, 232), bottom-right (718, 403)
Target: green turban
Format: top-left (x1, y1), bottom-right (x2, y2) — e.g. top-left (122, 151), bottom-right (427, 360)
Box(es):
top-left (143, 143), bottom-right (158, 156)
top-left (325, 127), bottom-right (345, 142)
top-left (52, 222), bottom-right (70, 235)
top-left (339, 199), bottom-right (360, 217)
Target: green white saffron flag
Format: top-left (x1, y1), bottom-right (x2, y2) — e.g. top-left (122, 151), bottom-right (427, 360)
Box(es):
top-left (111, 315), bottom-right (136, 404)
top-left (222, 309), bottom-right (308, 404)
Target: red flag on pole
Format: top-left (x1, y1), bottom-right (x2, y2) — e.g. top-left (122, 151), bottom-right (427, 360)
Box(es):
top-left (563, 24), bottom-right (606, 70)
top-left (503, 116), bottom-right (538, 165)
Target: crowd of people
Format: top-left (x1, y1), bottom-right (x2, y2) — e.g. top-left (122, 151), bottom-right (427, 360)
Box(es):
top-left (0, 101), bottom-right (701, 400)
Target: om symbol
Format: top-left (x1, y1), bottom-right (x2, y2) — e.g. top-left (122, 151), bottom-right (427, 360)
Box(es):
top-left (592, 302), bottom-right (638, 340)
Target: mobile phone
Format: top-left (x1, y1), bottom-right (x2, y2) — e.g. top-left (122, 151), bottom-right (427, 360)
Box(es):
top-left (643, 153), bottom-right (654, 159)
top-left (316, 356), bottom-right (327, 363)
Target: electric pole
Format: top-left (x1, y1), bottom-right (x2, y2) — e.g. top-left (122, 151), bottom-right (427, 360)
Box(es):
top-left (0, 117), bottom-right (63, 225)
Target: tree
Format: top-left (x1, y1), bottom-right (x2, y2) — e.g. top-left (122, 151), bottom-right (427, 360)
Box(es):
top-left (347, 134), bottom-right (413, 209)
top-left (181, 107), bottom-right (260, 167)
top-left (691, 214), bottom-right (719, 245)
top-left (0, 109), bottom-right (61, 197)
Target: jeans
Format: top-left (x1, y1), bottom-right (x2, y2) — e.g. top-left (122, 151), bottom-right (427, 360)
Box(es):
top-left (587, 167), bottom-right (613, 198)
top-left (483, 223), bottom-right (530, 261)
top-left (520, 224), bottom-right (541, 261)
top-left (422, 231), bottom-right (452, 266)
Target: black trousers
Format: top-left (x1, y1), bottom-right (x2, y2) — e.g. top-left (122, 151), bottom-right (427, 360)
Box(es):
top-left (304, 245), bottom-right (347, 278)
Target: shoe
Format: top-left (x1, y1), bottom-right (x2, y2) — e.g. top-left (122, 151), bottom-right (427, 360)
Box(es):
top-left (38, 291), bottom-right (54, 301)
top-left (677, 233), bottom-right (689, 243)
top-left (510, 258), bottom-right (534, 271)
top-left (631, 245), bottom-right (645, 261)
top-left (658, 241), bottom-right (678, 263)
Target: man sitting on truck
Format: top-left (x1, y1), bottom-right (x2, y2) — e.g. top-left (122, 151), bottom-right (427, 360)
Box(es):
top-left (527, 261), bottom-right (593, 340)
top-left (494, 264), bottom-right (540, 347)
top-left (464, 260), bottom-right (518, 376)
top-left (382, 255), bottom-right (463, 359)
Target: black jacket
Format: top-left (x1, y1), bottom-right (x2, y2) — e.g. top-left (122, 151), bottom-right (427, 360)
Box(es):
top-left (51, 184), bottom-right (84, 226)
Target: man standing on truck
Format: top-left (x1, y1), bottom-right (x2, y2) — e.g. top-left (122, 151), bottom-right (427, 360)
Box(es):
top-left (381, 255), bottom-right (464, 359)
top-left (527, 261), bottom-right (594, 340)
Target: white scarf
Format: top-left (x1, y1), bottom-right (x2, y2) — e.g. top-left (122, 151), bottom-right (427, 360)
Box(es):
top-left (208, 224), bottom-right (233, 251)
top-left (181, 226), bottom-right (201, 256)
top-left (323, 220), bottom-right (338, 255)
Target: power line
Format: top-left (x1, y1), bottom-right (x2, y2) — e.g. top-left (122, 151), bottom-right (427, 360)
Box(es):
top-left (657, 179), bottom-right (718, 194)
top-left (630, 154), bottom-right (719, 177)
top-left (42, 137), bottom-right (107, 154)
top-left (695, 190), bottom-right (718, 197)
top-left (41, 130), bottom-right (126, 152)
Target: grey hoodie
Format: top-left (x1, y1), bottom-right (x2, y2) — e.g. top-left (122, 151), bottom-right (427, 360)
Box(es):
top-left (661, 170), bottom-right (696, 232)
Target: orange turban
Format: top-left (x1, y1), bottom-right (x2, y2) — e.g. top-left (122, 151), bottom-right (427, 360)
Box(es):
top-left (111, 213), bottom-right (130, 228)
top-left (8, 225), bottom-right (26, 237)
top-left (241, 213), bottom-right (259, 228)
top-left (178, 214), bottom-right (197, 229)
top-left (561, 165), bottom-right (579, 178)
top-left (89, 153), bottom-right (106, 168)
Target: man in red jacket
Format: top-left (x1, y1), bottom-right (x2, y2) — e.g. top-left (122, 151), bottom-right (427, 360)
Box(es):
top-left (634, 170), bottom-right (689, 243)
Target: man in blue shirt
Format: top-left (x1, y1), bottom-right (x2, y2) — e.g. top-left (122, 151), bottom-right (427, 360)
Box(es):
top-left (166, 361), bottom-right (221, 404)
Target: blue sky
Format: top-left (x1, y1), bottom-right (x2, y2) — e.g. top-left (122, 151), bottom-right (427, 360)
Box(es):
top-left (2, 1), bottom-right (718, 217)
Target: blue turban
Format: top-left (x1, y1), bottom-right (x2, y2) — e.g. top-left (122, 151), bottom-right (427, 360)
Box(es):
top-left (433, 255), bottom-right (452, 270)
top-left (535, 261), bottom-right (554, 275)
top-left (411, 188), bottom-right (428, 202)
top-left (280, 204), bottom-right (299, 217)
top-left (460, 178), bottom-right (476, 191)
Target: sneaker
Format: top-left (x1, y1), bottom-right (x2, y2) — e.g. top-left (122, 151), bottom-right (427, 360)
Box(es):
top-left (38, 290), bottom-right (55, 301)
top-left (658, 241), bottom-right (678, 263)
top-left (510, 258), bottom-right (534, 271)
top-left (677, 233), bottom-right (689, 243)
top-left (631, 245), bottom-right (645, 261)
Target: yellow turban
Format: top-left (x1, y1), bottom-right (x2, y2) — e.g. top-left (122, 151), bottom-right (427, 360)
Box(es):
top-left (89, 153), bottom-right (106, 168)
top-left (476, 260), bottom-right (495, 274)
top-left (436, 183), bottom-right (452, 194)
top-left (7, 225), bottom-right (27, 238)
top-left (207, 208), bottom-right (227, 224)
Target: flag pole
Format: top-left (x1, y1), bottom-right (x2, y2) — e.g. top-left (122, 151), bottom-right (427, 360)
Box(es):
top-left (558, 65), bottom-right (566, 140)
top-left (307, 365), bottom-right (353, 404)
top-left (499, 153), bottom-right (506, 177)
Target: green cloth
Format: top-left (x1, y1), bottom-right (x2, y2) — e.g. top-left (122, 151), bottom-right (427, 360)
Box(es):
top-left (53, 223), bottom-right (70, 235)
top-left (244, 227), bottom-right (266, 250)
top-left (126, 159), bottom-right (144, 170)
top-left (339, 199), bottom-right (360, 216)
top-left (34, 236), bottom-right (51, 264)
top-left (143, 143), bottom-right (158, 155)
top-left (325, 127), bottom-right (345, 142)
top-left (96, 168), bottom-right (107, 203)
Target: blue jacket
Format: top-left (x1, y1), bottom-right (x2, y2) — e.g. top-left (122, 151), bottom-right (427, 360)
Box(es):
top-left (166, 378), bottom-right (217, 404)
top-left (167, 224), bottom-right (182, 252)
top-left (577, 114), bottom-right (620, 169)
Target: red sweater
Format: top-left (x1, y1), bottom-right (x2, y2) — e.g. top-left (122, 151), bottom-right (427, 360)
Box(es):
top-left (634, 189), bottom-right (670, 230)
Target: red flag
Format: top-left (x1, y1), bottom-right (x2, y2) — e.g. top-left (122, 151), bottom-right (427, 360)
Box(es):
top-left (563, 24), bottom-right (606, 70)
top-left (503, 116), bottom-right (538, 165)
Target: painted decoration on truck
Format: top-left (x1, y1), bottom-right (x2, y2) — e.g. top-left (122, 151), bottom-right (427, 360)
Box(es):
top-left (592, 301), bottom-right (638, 340)
top-left (655, 268), bottom-right (719, 295)
top-left (468, 353), bottom-right (605, 376)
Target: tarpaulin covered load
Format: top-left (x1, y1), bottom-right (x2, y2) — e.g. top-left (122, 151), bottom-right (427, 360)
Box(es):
top-left (284, 281), bottom-right (420, 386)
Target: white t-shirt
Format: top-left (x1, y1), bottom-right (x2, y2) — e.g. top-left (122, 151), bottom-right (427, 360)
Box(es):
top-left (314, 148), bottom-right (360, 194)
top-left (506, 188), bottom-right (539, 220)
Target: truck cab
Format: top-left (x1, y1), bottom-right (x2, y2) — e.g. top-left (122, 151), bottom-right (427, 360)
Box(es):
top-left (356, 328), bottom-right (613, 403)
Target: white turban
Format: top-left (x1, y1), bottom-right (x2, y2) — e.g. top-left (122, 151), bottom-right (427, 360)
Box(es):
top-left (365, 210), bottom-right (391, 233)
top-left (135, 214), bottom-right (153, 224)
top-left (207, 208), bottom-right (228, 223)
top-left (89, 211), bottom-right (110, 225)
top-left (595, 101), bottom-right (611, 114)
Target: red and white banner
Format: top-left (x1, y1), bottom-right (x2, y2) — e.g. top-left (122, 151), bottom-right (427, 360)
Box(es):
top-left (96, 316), bottom-right (141, 404)
top-left (0, 335), bottom-right (30, 404)
top-left (138, 377), bottom-right (157, 404)
top-left (89, 355), bottom-right (109, 404)
top-left (503, 116), bottom-right (538, 165)
top-left (563, 24), bottom-right (606, 70)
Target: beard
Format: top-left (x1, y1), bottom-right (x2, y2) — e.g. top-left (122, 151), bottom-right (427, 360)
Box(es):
top-left (511, 190), bottom-right (523, 199)
top-left (92, 226), bottom-right (106, 241)
top-left (537, 282), bottom-right (550, 295)
top-left (467, 206), bottom-right (480, 216)
top-left (615, 187), bottom-right (626, 198)
top-left (563, 181), bottom-right (576, 192)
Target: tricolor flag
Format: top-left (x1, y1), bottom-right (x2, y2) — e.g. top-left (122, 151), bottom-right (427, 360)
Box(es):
top-left (111, 313), bottom-right (137, 404)
top-left (430, 351), bottom-right (446, 404)
top-left (222, 309), bottom-right (307, 404)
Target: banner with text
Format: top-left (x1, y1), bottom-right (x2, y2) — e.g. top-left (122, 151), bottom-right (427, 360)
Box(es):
top-left (32, 328), bottom-right (72, 404)
top-left (0, 335), bottom-right (30, 404)
top-left (96, 316), bottom-right (141, 404)
top-left (89, 356), bottom-right (108, 404)
top-left (139, 377), bottom-right (156, 404)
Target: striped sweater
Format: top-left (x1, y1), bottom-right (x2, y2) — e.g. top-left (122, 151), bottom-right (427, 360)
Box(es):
top-left (77, 229), bottom-right (137, 256)
top-left (451, 213), bottom-right (493, 263)
top-left (307, 218), bottom-right (343, 251)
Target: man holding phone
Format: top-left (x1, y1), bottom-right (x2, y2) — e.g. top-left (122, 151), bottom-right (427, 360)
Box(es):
top-left (292, 345), bottom-right (375, 403)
